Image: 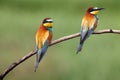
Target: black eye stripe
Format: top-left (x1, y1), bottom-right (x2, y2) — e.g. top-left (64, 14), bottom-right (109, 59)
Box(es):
top-left (90, 8), bottom-right (95, 12)
top-left (48, 21), bottom-right (53, 23)
top-left (43, 21), bottom-right (53, 23)
top-left (90, 8), bottom-right (103, 12)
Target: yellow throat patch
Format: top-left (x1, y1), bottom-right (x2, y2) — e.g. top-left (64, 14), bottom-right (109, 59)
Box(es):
top-left (43, 23), bottom-right (53, 27)
top-left (90, 10), bottom-right (99, 15)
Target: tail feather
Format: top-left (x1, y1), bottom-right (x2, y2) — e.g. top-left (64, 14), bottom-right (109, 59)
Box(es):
top-left (76, 30), bottom-right (91, 54)
top-left (34, 59), bottom-right (39, 72)
top-left (34, 49), bottom-right (42, 72)
top-left (76, 43), bottom-right (83, 54)
top-left (34, 42), bottom-right (48, 72)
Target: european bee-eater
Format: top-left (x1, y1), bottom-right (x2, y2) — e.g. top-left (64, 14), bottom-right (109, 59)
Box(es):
top-left (34, 18), bottom-right (53, 72)
top-left (76, 7), bottom-right (104, 53)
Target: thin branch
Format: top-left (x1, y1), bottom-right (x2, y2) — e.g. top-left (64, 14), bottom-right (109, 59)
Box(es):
top-left (50, 29), bottom-right (120, 46)
top-left (0, 29), bottom-right (120, 80)
top-left (0, 51), bottom-right (36, 80)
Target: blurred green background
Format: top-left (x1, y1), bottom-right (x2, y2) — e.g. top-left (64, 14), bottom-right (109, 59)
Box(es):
top-left (0, 0), bottom-right (120, 80)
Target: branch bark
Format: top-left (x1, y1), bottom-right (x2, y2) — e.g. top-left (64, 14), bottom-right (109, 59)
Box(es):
top-left (0, 29), bottom-right (120, 80)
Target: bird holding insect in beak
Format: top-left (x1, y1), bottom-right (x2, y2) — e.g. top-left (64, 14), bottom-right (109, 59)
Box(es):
top-left (76, 7), bottom-right (104, 53)
top-left (34, 18), bottom-right (53, 72)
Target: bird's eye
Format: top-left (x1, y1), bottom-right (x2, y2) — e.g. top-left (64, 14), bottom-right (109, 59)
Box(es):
top-left (46, 19), bottom-right (53, 22)
top-left (48, 21), bottom-right (53, 23)
top-left (43, 21), bottom-right (52, 23)
top-left (90, 9), bottom-right (94, 12)
top-left (89, 7), bottom-right (98, 12)
top-left (43, 19), bottom-right (53, 23)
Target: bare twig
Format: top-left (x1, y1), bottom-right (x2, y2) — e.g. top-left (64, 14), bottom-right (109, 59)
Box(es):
top-left (50, 29), bottom-right (120, 46)
top-left (0, 29), bottom-right (120, 80)
top-left (0, 51), bottom-right (36, 80)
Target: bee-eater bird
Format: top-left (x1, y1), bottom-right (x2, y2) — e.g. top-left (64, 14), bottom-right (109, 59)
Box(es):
top-left (34, 18), bottom-right (53, 72)
top-left (76, 7), bottom-right (104, 54)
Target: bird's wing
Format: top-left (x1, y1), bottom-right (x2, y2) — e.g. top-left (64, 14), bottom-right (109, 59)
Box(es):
top-left (36, 30), bottom-right (49, 49)
top-left (37, 40), bottom-right (49, 62)
top-left (89, 16), bottom-right (98, 30)
top-left (80, 27), bottom-right (88, 43)
top-left (80, 15), bottom-right (97, 40)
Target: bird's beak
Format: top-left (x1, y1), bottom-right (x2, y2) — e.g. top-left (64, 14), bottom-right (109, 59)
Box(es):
top-left (97, 8), bottom-right (104, 11)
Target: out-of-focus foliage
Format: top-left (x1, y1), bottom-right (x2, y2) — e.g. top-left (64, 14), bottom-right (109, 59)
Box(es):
top-left (0, 0), bottom-right (120, 80)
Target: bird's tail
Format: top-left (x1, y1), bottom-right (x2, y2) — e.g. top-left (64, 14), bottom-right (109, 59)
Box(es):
top-left (34, 49), bottom-right (42, 72)
top-left (34, 60), bottom-right (39, 72)
top-left (76, 43), bottom-right (83, 54)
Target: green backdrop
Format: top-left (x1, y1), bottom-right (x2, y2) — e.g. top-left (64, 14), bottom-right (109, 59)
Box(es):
top-left (0, 0), bottom-right (120, 80)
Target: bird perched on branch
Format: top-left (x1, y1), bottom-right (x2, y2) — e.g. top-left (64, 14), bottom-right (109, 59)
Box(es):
top-left (76, 7), bottom-right (104, 53)
top-left (34, 18), bottom-right (53, 72)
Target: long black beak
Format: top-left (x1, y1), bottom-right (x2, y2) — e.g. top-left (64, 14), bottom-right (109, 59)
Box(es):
top-left (97, 8), bottom-right (104, 10)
